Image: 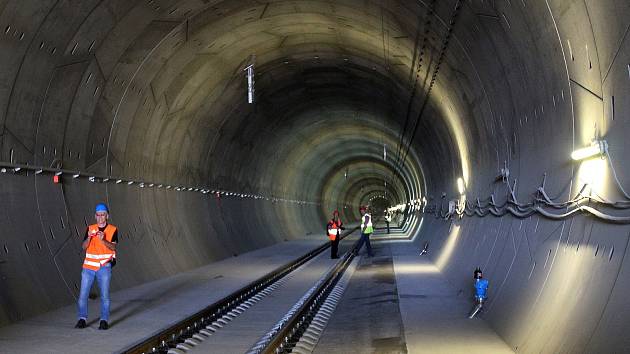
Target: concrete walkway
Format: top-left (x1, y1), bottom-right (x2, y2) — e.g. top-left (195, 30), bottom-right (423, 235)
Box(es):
top-left (393, 255), bottom-right (513, 354)
top-left (0, 238), bottom-right (328, 354)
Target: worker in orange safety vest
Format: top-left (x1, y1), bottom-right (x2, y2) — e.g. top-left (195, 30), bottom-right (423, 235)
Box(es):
top-left (326, 210), bottom-right (345, 259)
top-left (75, 203), bottom-right (118, 330)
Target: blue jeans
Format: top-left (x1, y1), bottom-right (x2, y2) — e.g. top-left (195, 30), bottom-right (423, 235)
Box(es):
top-left (357, 233), bottom-right (373, 257)
top-left (77, 263), bottom-right (111, 321)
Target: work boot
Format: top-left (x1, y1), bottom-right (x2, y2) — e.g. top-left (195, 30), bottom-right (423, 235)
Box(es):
top-left (74, 319), bottom-right (87, 329)
top-left (98, 320), bottom-right (109, 330)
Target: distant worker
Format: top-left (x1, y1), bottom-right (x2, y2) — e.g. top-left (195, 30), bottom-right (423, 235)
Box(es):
top-left (385, 212), bottom-right (392, 234)
top-left (75, 203), bottom-right (118, 330)
top-left (356, 206), bottom-right (374, 257)
top-left (469, 268), bottom-right (489, 318)
top-left (326, 210), bottom-right (345, 259)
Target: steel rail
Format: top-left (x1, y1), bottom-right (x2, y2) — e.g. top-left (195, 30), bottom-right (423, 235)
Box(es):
top-left (119, 227), bottom-right (359, 354)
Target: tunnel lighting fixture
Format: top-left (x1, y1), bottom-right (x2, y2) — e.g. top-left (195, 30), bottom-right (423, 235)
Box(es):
top-left (148, 183), bottom-right (154, 187)
top-left (13, 167), bottom-right (21, 172)
top-left (116, 179), bottom-right (122, 184)
top-left (187, 187), bottom-right (193, 191)
top-left (0, 168), bottom-right (6, 173)
top-left (244, 61), bottom-right (255, 104)
top-left (88, 176), bottom-right (95, 182)
top-left (571, 140), bottom-right (608, 161)
top-left (102, 178), bottom-right (110, 182)
top-left (72, 173), bottom-right (80, 178)
top-left (457, 177), bottom-right (466, 194)
top-left (166, 185), bottom-right (172, 189)
top-left (383, 144), bottom-right (387, 160)
top-left (35, 169), bottom-right (43, 175)
top-left (139, 183), bottom-right (145, 188)
top-left (127, 181), bottom-right (134, 185)
top-left (55, 171), bottom-right (62, 176)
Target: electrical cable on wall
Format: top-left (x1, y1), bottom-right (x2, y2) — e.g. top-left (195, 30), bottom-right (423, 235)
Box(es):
top-left (423, 160), bottom-right (630, 224)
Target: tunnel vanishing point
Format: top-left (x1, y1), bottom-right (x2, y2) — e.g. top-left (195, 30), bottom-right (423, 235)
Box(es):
top-left (0, 0), bottom-right (630, 353)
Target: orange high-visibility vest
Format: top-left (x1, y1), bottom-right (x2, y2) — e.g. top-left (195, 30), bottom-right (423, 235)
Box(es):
top-left (328, 220), bottom-right (342, 241)
top-left (83, 224), bottom-right (117, 271)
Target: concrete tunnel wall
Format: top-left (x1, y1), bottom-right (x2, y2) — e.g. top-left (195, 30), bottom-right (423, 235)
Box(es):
top-left (0, 0), bottom-right (630, 353)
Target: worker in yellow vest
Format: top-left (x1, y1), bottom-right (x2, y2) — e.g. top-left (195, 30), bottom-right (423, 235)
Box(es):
top-left (75, 203), bottom-right (118, 330)
top-left (326, 210), bottom-right (345, 259)
top-left (357, 206), bottom-right (374, 257)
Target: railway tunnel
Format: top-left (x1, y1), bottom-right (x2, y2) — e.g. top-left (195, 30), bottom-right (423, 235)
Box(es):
top-left (0, 0), bottom-right (629, 353)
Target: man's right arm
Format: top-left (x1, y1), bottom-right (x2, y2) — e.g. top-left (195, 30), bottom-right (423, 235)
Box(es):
top-left (81, 228), bottom-right (91, 250)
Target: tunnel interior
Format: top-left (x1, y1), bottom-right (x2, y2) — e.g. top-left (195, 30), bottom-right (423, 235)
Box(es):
top-left (1, 0), bottom-right (630, 352)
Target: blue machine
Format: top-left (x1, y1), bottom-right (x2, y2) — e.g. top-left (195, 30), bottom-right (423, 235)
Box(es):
top-left (469, 268), bottom-right (489, 318)
top-left (474, 278), bottom-right (489, 300)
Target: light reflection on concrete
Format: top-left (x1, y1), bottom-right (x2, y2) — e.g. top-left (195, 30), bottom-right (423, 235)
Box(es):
top-left (435, 224), bottom-right (461, 270)
top-left (575, 157), bottom-right (608, 199)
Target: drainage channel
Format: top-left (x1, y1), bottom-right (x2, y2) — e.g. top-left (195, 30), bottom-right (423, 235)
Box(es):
top-left (120, 228), bottom-right (358, 354)
top-left (248, 237), bottom-right (362, 354)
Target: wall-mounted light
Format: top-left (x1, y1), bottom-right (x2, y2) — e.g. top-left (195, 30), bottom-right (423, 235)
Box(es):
top-left (571, 140), bottom-right (607, 161)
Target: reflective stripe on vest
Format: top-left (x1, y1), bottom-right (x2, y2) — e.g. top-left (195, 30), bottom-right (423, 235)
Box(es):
top-left (361, 213), bottom-right (374, 234)
top-left (83, 224), bottom-right (117, 271)
top-left (328, 220), bottom-right (341, 241)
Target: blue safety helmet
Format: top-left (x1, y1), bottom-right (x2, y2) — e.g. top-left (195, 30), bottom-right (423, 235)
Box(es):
top-left (95, 203), bottom-right (109, 213)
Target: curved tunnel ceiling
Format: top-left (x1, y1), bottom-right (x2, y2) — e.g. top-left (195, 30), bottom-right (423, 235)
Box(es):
top-left (88, 0), bottom-right (455, 207)
top-left (99, 0), bottom-right (441, 214)
top-left (2, 0), bottom-right (630, 352)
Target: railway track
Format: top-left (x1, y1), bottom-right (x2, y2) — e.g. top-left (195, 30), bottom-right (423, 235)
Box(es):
top-left (120, 227), bottom-right (361, 354)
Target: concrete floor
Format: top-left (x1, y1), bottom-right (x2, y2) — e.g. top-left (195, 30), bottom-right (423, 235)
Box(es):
top-left (0, 238), bottom-right (327, 354)
top-left (0, 238), bottom-right (520, 354)
top-left (314, 242), bottom-right (512, 354)
top-left (393, 255), bottom-right (513, 354)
